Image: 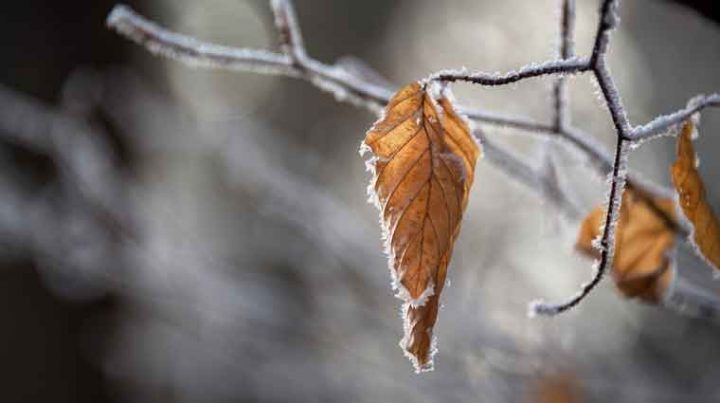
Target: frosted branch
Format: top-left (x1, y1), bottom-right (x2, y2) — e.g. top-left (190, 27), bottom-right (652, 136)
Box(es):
top-left (590, 0), bottom-right (620, 65)
top-left (430, 57), bottom-right (590, 86)
top-left (594, 64), bottom-right (632, 137)
top-left (463, 109), bottom-right (556, 134)
top-left (532, 139), bottom-right (631, 315)
top-left (106, 5), bottom-right (297, 75)
top-left (106, 4), bottom-right (392, 112)
top-left (558, 0), bottom-right (577, 59)
top-left (552, 0), bottom-right (576, 132)
top-left (630, 93), bottom-right (720, 140)
top-left (270, 0), bottom-right (307, 63)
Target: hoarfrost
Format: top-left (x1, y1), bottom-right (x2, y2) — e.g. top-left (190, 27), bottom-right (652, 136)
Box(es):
top-left (106, 5), bottom-right (297, 76)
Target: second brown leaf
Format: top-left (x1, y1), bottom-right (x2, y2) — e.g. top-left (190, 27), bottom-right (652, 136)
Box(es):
top-left (671, 119), bottom-right (720, 272)
top-left (576, 190), bottom-right (677, 303)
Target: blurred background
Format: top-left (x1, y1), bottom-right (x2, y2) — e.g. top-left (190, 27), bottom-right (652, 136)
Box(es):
top-left (1, 0), bottom-right (720, 402)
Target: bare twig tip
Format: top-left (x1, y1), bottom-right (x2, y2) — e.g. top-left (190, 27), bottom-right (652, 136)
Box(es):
top-left (527, 300), bottom-right (562, 317)
top-left (106, 4), bottom-right (131, 28)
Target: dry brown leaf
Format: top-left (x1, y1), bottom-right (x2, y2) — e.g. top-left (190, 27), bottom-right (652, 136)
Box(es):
top-left (361, 82), bottom-right (480, 371)
top-left (527, 373), bottom-right (581, 403)
top-left (576, 190), bottom-right (676, 303)
top-left (671, 120), bottom-right (720, 271)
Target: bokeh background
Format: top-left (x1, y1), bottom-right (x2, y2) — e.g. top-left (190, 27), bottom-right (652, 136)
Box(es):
top-left (1, 0), bottom-right (720, 402)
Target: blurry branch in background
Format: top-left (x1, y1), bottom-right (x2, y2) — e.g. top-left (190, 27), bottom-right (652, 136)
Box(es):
top-left (553, 0), bottom-right (575, 133)
top-left (0, 76), bottom-right (131, 233)
top-left (105, 0), bottom-right (720, 318)
top-left (0, 74), bottom-right (387, 297)
top-left (0, 79), bottom-right (132, 299)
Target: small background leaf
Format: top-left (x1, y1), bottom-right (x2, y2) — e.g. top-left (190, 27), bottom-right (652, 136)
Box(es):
top-left (576, 191), bottom-right (676, 303)
top-left (526, 373), bottom-right (581, 403)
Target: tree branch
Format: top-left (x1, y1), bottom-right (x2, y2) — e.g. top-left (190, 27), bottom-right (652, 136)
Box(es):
top-left (552, 0), bottom-right (576, 132)
top-left (430, 57), bottom-right (591, 86)
top-left (532, 0), bottom-right (635, 315)
top-left (105, 0), bottom-right (720, 318)
top-left (630, 93), bottom-right (720, 140)
top-left (107, 5), bottom-right (298, 75)
top-left (462, 109), bottom-right (557, 134)
top-left (269, 0), bottom-right (307, 64)
top-left (107, 4), bottom-right (391, 112)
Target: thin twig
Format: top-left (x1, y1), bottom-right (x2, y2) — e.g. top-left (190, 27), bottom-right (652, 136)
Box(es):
top-left (106, 5), bottom-right (391, 112)
top-left (631, 93), bottom-right (720, 140)
top-left (107, 6), bottom-right (297, 75)
top-left (430, 57), bottom-right (591, 86)
top-left (269, 0), bottom-right (307, 63)
top-left (553, 0), bottom-right (575, 131)
top-left (463, 109), bottom-right (557, 134)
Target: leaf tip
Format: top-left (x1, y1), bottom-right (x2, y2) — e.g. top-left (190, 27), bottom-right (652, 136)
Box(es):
top-left (399, 309), bottom-right (438, 373)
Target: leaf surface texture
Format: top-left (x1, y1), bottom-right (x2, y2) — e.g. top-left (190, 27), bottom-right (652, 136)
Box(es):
top-left (362, 82), bottom-right (480, 371)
